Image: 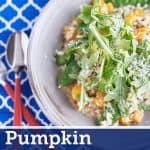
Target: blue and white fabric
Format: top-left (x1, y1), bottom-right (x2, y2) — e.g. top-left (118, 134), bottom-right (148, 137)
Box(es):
top-left (0, 0), bottom-right (52, 126)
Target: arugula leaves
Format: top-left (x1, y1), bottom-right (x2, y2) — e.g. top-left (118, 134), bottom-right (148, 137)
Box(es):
top-left (79, 4), bottom-right (92, 24)
top-left (139, 103), bottom-right (150, 111)
top-left (105, 77), bottom-right (129, 116)
top-left (58, 60), bottom-right (80, 86)
top-left (55, 52), bottom-right (67, 65)
top-left (89, 22), bottom-right (113, 56)
top-left (55, 0), bottom-right (150, 125)
top-left (137, 82), bottom-right (150, 97)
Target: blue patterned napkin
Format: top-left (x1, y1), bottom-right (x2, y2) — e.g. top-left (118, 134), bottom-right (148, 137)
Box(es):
top-left (0, 0), bottom-right (52, 126)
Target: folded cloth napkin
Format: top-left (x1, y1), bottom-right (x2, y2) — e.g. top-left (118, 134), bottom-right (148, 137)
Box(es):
top-left (0, 0), bottom-right (51, 126)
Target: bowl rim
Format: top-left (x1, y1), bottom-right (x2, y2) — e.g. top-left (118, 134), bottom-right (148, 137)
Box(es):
top-left (27, 0), bottom-right (69, 126)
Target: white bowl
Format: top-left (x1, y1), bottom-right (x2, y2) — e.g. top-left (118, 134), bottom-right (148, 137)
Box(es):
top-left (28, 0), bottom-right (150, 126)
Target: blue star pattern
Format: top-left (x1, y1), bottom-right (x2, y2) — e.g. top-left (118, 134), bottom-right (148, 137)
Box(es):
top-left (0, 0), bottom-right (52, 126)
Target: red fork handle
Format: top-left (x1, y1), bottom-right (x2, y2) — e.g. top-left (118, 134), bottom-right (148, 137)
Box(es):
top-left (4, 82), bottom-right (40, 126)
top-left (13, 75), bottom-right (22, 126)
